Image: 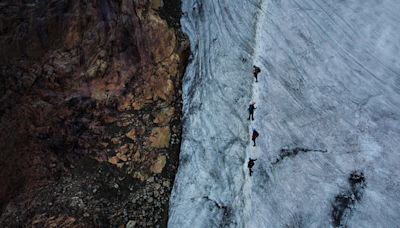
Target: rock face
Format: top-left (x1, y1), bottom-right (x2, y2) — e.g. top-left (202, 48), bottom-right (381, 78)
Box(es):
top-left (0, 0), bottom-right (188, 227)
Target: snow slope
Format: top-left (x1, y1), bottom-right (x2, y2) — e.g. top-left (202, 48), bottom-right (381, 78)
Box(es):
top-left (169, 0), bottom-right (400, 227)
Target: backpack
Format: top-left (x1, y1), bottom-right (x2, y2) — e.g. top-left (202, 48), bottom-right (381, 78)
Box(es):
top-left (253, 130), bottom-right (259, 138)
top-left (248, 104), bottom-right (254, 112)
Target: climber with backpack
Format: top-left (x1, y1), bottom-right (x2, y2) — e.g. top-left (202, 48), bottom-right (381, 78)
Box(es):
top-left (248, 102), bottom-right (256, 120)
top-left (253, 65), bottom-right (261, 82)
top-left (248, 158), bottom-right (257, 176)
top-left (252, 128), bottom-right (259, 146)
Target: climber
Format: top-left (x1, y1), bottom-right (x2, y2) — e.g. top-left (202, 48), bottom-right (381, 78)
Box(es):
top-left (248, 102), bottom-right (256, 120)
top-left (248, 158), bottom-right (257, 176)
top-left (253, 65), bottom-right (261, 82)
top-left (252, 128), bottom-right (259, 147)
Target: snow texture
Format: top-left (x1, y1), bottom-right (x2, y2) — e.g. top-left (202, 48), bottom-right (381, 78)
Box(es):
top-left (169, 0), bottom-right (400, 227)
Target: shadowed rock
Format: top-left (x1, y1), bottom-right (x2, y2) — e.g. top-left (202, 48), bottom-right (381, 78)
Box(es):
top-left (331, 171), bottom-right (366, 227)
top-left (0, 0), bottom-right (189, 227)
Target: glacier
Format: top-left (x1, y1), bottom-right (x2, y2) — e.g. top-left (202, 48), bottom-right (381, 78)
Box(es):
top-left (169, 0), bottom-right (400, 227)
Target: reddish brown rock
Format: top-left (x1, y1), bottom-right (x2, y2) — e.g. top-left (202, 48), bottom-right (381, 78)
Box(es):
top-left (126, 129), bottom-right (138, 140)
top-left (131, 100), bottom-right (144, 111)
top-left (108, 156), bottom-right (120, 165)
top-left (154, 107), bottom-right (175, 125)
top-left (117, 144), bottom-right (130, 155)
top-left (150, 0), bottom-right (163, 10)
top-left (111, 138), bottom-right (121, 145)
top-left (149, 127), bottom-right (171, 148)
top-left (150, 155), bottom-right (167, 174)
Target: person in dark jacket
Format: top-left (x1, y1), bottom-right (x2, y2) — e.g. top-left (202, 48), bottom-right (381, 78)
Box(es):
top-left (253, 65), bottom-right (261, 82)
top-left (248, 102), bottom-right (256, 120)
top-left (248, 158), bottom-right (257, 176)
top-left (252, 129), bottom-right (259, 146)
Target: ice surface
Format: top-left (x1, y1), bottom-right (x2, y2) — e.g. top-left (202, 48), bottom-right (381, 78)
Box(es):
top-left (169, 0), bottom-right (400, 227)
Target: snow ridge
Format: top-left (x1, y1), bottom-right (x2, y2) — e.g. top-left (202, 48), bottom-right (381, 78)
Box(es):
top-left (168, 0), bottom-right (262, 227)
top-left (242, 0), bottom-right (268, 226)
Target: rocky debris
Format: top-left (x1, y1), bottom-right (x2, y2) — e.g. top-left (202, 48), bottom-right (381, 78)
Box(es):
top-left (0, 0), bottom-right (188, 227)
top-left (1, 154), bottom-right (175, 227)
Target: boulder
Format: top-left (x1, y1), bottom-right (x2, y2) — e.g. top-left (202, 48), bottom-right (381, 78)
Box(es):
top-left (148, 127), bottom-right (170, 148)
top-left (126, 129), bottom-right (138, 140)
top-left (108, 156), bottom-right (120, 165)
top-left (126, 220), bottom-right (136, 228)
top-left (154, 107), bottom-right (174, 125)
top-left (150, 155), bottom-right (166, 174)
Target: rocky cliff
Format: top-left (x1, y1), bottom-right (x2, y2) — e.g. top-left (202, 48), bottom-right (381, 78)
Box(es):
top-left (0, 0), bottom-right (189, 227)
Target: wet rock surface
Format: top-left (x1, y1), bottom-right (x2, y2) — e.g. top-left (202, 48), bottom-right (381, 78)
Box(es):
top-left (331, 171), bottom-right (367, 227)
top-left (0, 0), bottom-right (188, 227)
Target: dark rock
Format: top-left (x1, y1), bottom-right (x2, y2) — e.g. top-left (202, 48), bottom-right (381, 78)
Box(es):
top-left (331, 171), bottom-right (367, 227)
